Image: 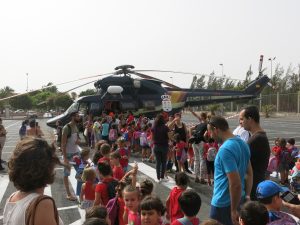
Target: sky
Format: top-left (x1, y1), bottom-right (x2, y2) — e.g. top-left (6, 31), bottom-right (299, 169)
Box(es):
top-left (0, 0), bottom-right (299, 94)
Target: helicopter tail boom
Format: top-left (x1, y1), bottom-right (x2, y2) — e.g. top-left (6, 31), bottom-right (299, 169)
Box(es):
top-left (179, 74), bottom-right (270, 106)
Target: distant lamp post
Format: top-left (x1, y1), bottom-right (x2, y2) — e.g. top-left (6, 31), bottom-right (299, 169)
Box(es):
top-left (268, 57), bottom-right (276, 106)
top-left (219, 64), bottom-right (224, 77)
top-left (170, 76), bottom-right (173, 84)
top-left (268, 57), bottom-right (276, 80)
top-left (26, 73), bottom-right (29, 92)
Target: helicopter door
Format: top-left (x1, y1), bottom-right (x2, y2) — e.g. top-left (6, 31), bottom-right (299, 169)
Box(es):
top-left (104, 101), bottom-right (121, 113)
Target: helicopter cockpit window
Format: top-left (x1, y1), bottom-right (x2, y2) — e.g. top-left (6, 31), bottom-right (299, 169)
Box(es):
top-left (78, 102), bottom-right (88, 115)
top-left (65, 102), bottom-right (79, 114)
top-left (90, 103), bottom-right (100, 111)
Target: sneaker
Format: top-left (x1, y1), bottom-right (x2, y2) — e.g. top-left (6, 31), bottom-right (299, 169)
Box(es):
top-left (154, 178), bottom-right (161, 183)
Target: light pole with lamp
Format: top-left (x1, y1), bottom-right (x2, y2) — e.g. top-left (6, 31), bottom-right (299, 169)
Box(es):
top-left (219, 63), bottom-right (224, 77)
top-left (26, 73), bottom-right (29, 92)
top-left (170, 76), bottom-right (173, 84)
top-left (268, 57), bottom-right (276, 80)
top-left (268, 57), bottom-right (277, 110)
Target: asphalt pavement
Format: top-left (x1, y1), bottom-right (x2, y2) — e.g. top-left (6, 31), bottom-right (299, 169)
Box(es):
top-left (0, 114), bottom-right (299, 224)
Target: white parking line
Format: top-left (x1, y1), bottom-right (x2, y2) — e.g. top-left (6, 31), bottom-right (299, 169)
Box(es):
top-left (130, 162), bottom-right (191, 190)
top-left (4, 121), bottom-right (20, 129)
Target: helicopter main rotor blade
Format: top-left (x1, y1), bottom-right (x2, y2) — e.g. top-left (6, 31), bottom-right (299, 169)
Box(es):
top-left (63, 79), bottom-right (98, 93)
top-left (130, 71), bottom-right (180, 89)
top-left (0, 72), bottom-right (114, 101)
top-left (134, 69), bottom-right (244, 81)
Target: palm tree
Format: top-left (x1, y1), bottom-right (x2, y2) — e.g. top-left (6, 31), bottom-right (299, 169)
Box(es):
top-left (0, 86), bottom-right (14, 97)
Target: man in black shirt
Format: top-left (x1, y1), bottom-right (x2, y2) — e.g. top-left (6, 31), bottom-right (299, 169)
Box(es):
top-left (240, 106), bottom-right (270, 200)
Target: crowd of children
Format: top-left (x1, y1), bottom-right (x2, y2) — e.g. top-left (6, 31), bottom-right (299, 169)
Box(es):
top-left (62, 111), bottom-right (300, 225)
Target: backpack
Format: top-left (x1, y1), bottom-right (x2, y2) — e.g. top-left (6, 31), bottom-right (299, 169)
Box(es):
top-left (106, 197), bottom-right (119, 225)
top-left (281, 149), bottom-right (292, 164)
top-left (122, 132), bottom-right (129, 141)
top-left (207, 146), bottom-right (217, 161)
top-left (267, 156), bottom-right (278, 173)
top-left (103, 179), bottom-right (119, 200)
top-left (267, 211), bottom-right (298, 225)
top-left (194, 123), bottom-right (207, 143)
top-left (109, 129), bottom-right (117, 142)
top-left (19, 125), bottom-right (27, 136)
top-left (177, 217), bottom-right (199, 225)
top-left (62, 124), bottom-right (72, 139)
top-left (140, 132), bottom-right (148, 146)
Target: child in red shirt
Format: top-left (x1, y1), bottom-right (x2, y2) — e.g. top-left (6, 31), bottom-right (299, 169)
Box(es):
top-left (80, 167), bottom-right (96, 209)
top-left (110, 151), bottom-right (124, 181)
top-left (98, 143), bottom-right (111, 165)
top-left (166, 172), bottom-right (189, 223)
top-left (171, 190), bottom-right (201, 225)
top-left (94, 162), bottom-right (118, 206)
top-left (117, 138), bottom-right (129, 172)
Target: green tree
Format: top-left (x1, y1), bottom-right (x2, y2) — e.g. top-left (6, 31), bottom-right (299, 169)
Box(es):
top-left (223, 78), bottom-right (235, 89)
top-left (190, 75), bottom-right (206, 89)
top-left (243, 65), bottom-right (253, 87)
top-left (9, 95), bottom-right (33, 110)
top-left (43, 82), bottom-right (58, 93)
top-left (0, 86), bottom-right (15, 113)
top-left (79, 89), bottom-right (96, 97)
top-left (54, 93), bottom-right (73, 109)
top-left (31, 91), bottom-right (55, 109)
top-left (0, 86), bottom-right (14, 97)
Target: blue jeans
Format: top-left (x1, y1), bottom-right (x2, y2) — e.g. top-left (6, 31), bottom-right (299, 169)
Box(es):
top-left (210, 205), bottom-right (233, 225)
top-left (153, 145), bottom-right (168, 180)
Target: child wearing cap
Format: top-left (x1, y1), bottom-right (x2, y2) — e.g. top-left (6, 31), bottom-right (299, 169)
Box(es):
top-left (256, 180), bottom-right (297, 223)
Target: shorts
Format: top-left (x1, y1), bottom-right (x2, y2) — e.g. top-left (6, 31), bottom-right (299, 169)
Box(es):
top-left (210, 205), bottom-right (233, 225)
top-left (64, 152), bottom-right (80, 177)
top-left (141, 144), bottom-right (149, 149)
top-left (206, 160), bottom-right (214, 174)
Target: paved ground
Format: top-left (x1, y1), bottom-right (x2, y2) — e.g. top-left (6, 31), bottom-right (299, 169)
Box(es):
top-left (0, 115), bottom-right (299, 224)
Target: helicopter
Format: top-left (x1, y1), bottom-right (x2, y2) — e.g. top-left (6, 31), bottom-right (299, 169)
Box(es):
top-left (46, 61), bottom-right (270, 128)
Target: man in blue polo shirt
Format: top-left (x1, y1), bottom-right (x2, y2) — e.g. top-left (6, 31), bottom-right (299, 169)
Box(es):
top-left (208, 116), bottom-right (253, 225)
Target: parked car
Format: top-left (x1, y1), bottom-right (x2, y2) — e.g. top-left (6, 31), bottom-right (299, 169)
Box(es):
top-left (43, 112), bottom-right (53, 118)
top-left (14, 109), bottom-right (24, 113)
top-left (27, 111), bottom-right (38, 119)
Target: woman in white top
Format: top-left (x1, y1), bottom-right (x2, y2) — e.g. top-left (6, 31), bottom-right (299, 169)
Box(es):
top-left (3, 137), bottom-right (63, 225)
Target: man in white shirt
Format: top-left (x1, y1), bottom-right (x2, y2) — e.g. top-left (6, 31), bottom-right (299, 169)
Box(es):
top-left (233, 118), bottom-right (250, 142)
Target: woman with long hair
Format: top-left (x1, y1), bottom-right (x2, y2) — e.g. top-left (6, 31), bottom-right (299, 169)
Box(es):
top-left (151, 114), bottom-right (170, 182)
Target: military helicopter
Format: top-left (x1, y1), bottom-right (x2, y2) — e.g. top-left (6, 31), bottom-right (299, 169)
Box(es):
top-left (46, 60), bottom-right (270, 128)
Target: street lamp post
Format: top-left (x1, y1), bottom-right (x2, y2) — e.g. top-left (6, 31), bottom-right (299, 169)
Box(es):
top-left (268, 57), bottom-right (276, 108)
top-left (170, 76), bottom-right (173, 84)
top-left (26, 73), bottom-right (29, 92)
top-left (268, 57), bottom-right (276, 80)
top-left (219, 64), bottom-right (224, 77)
